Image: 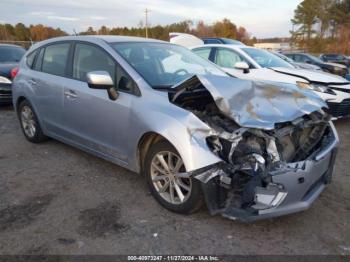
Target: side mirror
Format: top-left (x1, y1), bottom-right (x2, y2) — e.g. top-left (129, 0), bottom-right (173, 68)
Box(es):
top-left (87, 71), bottom-right (119, 100)
top-left (305, 60), bottom-right (312, 64)
top-left (234, 62), bottom-right (250, 73)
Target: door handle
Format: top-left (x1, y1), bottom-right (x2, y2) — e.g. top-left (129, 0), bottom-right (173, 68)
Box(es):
top-left (64, 90), bottom-right (77, 99)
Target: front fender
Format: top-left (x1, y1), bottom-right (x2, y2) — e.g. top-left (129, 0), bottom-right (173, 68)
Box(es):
top-left (130, 100), bottom-right (222, 172)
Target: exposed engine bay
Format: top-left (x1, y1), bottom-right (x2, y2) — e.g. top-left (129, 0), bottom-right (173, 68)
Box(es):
top-left (167, 75), bottom-right (338, 221)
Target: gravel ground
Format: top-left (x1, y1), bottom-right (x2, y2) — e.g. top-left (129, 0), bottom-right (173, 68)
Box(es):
top-left (0, 104), bottom-right (349, 255)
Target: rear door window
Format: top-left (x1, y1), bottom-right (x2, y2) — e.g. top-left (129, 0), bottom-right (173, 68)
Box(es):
top-left (42, 43), bottom-right (70, 77)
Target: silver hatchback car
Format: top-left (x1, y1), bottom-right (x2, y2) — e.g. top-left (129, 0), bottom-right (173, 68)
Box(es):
top-left (12, 36), bottom-right (338, 221)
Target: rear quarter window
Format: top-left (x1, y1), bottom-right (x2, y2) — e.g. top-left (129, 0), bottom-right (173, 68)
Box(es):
top-left (26, 51), bottom-right (37, 68)
top-left (33, 48), bottom-right (44, 71)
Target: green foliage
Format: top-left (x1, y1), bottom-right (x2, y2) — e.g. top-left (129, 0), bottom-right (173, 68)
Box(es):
top-left (78, 19), bottom-right (251, 43)
top-left (291, 0), bottom-right (350, 54)
top-left (0, 23), bottom-right (67, 41)
top-left (0, 19), bottom-right (251, 44)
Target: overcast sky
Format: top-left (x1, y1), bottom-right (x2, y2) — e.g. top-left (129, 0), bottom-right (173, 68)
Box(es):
top-left (1, 0), bottom-right (303, 38)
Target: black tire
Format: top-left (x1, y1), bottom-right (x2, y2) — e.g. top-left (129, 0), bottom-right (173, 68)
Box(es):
top-left (18, 99), bottom-right (48, 143)
top-left (144, 140), bottom-right (203, 214)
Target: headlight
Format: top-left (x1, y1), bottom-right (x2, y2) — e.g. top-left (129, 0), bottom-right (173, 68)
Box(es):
top-left (297, 81), bottom-right (335, 95)
top-left (0, 76), bottom-right (12, 84)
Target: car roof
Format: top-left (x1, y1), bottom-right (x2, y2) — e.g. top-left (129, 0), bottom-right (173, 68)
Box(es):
top-left (0, 44), bottom-right (25, 49)
top-left (29, 35), bottom-right (166, 50)
top-left (284, 52), bottom-right (308, 55)
top-left (201, 37), bottom-right (222, 40)
top-left (192, 44), bottom-right (250, 50)
top-left (323, 53), bottom-right (342, 56)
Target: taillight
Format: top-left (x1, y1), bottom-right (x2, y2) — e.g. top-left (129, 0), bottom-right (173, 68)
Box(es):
top-left (10, 67), bottom-right (19, 79)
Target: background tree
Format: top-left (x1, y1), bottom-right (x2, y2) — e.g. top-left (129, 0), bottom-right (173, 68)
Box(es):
top-left (291, 0), bottom-right (350, 54)
top-left (291, 0), bottom-right (318, 50)
top-left (14, 23), bottom-right (30, 41)
top-left (213, 18), bottom-right (237, 39)
top-left (0, 19), bottom-right (252, 46)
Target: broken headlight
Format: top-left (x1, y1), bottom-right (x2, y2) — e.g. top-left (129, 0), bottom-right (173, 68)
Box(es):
top-left (206, 134), bottom-right (267, 175)
top-left (297, 81), bottom-right (336, 95)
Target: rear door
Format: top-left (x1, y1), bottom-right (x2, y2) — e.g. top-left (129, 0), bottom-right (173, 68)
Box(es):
top-left (62, 42), bottom-right (136, 163)
top-left (29, 42), bottom-right (71, 135)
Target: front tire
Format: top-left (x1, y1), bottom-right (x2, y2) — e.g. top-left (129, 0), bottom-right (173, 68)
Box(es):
top-left (18, 100), bottom-right (47, 143)
top-left (144, 140), bottom-right (203, 214)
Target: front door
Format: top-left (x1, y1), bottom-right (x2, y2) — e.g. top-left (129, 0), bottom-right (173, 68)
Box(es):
top-left (62, 43), bottom-right (133, 163)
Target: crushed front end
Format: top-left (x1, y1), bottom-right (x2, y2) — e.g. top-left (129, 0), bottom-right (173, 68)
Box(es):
top-left (170, 75), bottom-right (339, 221)
top-left (193, 112), bottom-right (338, 221)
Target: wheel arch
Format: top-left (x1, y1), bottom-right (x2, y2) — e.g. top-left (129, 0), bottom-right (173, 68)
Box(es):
top-left (15, 96), bottom-right (27, 113)
top-left (137, 132), bottom-right (173, 174)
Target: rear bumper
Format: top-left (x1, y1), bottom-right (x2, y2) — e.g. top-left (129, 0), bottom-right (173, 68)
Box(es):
top-left (0, 83), bottom-right (12, 104)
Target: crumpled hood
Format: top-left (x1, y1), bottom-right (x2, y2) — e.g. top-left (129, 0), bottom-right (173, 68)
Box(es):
top-left (173, 75), bottom-right (327, 130)
top-left (271, 67), bottom-right (349, 84)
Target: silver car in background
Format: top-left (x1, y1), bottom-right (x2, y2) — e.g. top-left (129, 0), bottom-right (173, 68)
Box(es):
top-left (12, 36), bottom-right (338, 221)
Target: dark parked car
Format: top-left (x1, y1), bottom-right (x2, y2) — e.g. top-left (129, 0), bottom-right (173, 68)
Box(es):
top-left (270, 51), bottom-right (322, 71)
top-left (0, 44), bottom-right (26, 104)
top-left (320, 54), bottom-right (350, 67)
top-left (202, 37), bottom-right (245, 46)
top-left (284, 52), bottom-right (348, 78)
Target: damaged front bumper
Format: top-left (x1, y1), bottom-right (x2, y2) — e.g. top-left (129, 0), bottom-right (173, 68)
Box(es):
top-left (194, 124), bottom-right (339, 222)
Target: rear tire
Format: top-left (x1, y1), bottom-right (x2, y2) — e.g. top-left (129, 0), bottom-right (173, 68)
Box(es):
top-left (144, 140), bottom-right (203, 214)
top-left (18, 100), bottom-right (47, 143)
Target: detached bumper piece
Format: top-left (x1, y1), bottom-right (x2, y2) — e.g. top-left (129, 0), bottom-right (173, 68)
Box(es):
top-left (327, 99), bottom-right (350, 118)
top-left (0, 83), bottom-right (12, 104)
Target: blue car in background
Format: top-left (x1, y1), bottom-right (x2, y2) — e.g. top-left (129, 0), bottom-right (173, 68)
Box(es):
top-left (202, 37), bottom-right (245, 46)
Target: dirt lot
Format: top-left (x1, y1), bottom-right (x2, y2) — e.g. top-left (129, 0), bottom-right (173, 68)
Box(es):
top-left (0, 104), bottom-right (350, 255)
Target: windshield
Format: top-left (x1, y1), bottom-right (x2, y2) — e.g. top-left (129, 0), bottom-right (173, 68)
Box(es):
top-left (325, 54), bottom-right (345, 60)
top-left (242, 48), bottom-right (294, 68)
top-left (112, 42), bottom-right (226, 88)
top-left (272, 51), bottom-right (294, 63)
top-left (308, 55), bottom-right (324, 64)
top-left (0, 46), bottom-right (25, 63)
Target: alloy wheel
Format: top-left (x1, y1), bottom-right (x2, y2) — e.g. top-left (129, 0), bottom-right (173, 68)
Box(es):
top-left (150, 151), bottom-right (192, 205)
top-left (21, 105), bottom-right (36, 138)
